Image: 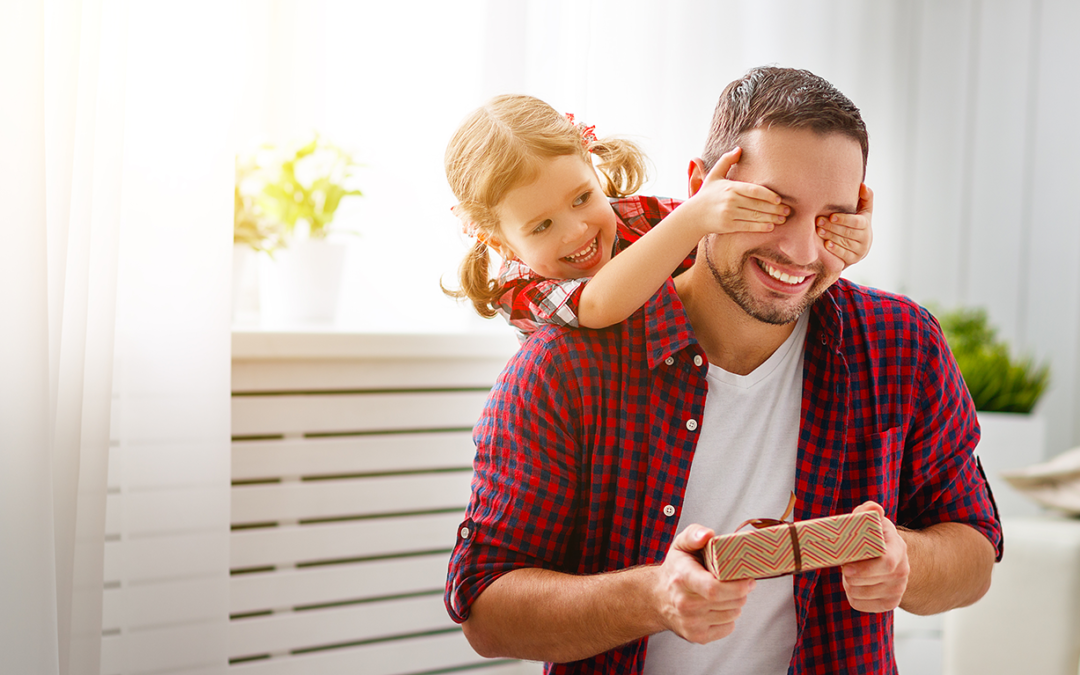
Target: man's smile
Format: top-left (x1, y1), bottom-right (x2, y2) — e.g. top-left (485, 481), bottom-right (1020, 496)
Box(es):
top-left (756, 259), bottom-right (809, 286)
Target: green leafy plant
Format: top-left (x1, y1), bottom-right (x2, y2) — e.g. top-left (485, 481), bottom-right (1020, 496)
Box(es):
top-left (935, 307), bottom-right (1049, 413)
top-left (234, 156), bottom-right (285, 254)
top-left (234, 135), bottom-right (363, 253)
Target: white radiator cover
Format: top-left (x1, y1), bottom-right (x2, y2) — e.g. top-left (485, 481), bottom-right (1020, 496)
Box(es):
top-left (224, 330), bottom-right (539, 675)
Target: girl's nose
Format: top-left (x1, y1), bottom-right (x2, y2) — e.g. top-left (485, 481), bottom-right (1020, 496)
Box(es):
top-left (563, 219), bottom-right (588, 242)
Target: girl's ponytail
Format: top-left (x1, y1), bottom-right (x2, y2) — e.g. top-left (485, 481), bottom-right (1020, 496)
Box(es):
top-left (441, 237), bottom-right (502, 318)
top-left (590, 136), bottom-right (650, 198)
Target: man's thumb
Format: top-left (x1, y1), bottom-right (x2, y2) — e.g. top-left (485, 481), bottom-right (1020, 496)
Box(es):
top-left (674, 525), bottom-right (714, 552)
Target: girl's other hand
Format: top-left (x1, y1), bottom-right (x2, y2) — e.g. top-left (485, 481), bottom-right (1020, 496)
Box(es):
top-left (819, 183), bottom-right (874, 268)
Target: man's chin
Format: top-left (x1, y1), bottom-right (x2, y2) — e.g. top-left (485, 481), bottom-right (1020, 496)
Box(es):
top-left (740, 298), bottom-right (810, 325)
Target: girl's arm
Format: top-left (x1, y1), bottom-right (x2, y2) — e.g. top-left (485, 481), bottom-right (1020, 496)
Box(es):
top-left (577, 149), bottom-right (785, 329)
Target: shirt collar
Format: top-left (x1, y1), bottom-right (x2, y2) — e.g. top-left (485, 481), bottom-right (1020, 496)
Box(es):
top-left (644, 280), bottom-right (698, 369)
top-left (808, 279), bottom-right (847, 350)
top-left (643, 277), bottom-right (850, 369)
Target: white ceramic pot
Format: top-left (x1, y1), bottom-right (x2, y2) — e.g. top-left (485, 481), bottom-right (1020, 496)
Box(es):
top-left (232, 244), bottom-right (260, 325)
top-left (975, 411), bottom-right (1047, 518)
top-left (258, 239), bottom-right (347, 325)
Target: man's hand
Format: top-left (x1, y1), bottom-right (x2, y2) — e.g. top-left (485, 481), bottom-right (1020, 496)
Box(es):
top-left (840, 501), bottom-right (909, 612)
top-left (818, 183), bottom-right (874, 268)
top-left (653, 524), bottom-right (756, 643)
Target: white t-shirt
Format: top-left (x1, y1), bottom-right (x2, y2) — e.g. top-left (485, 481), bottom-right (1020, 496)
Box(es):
top-left (644, 313), bottom-right (808, 675)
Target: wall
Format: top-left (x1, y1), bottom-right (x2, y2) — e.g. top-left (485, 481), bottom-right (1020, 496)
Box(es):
top-left (893, 0), bottom-right (1080, 457)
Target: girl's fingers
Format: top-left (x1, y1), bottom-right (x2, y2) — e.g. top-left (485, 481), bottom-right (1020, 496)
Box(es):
top-left (823, 239), bottom-right (859, 264)
top-left (705, 148), bottom-right (743, 182)
top-left (733, 184), bottom-right (786, 212)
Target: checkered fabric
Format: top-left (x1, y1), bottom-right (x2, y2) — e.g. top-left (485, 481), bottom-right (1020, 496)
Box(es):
top-left (496, 195), bottom-right (687, 342)
top-left (446, 276), bottom-right (1003, 675)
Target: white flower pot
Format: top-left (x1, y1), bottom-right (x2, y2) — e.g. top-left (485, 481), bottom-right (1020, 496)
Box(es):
top-left (232, 244), bottom-right (260, 325)
top-left (975, 411), bottom-right (1047, 518)
top-left (258, 239), bottom-right (347, 326)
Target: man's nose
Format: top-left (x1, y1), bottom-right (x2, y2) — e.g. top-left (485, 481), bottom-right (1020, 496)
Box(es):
top-left (774, 214), bottom-right (820, 266)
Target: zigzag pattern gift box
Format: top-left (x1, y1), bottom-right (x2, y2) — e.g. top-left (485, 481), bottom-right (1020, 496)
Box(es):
top-left (704, 511), bottom-right (886, 581)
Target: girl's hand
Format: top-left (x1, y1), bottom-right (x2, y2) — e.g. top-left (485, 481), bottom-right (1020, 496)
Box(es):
top-left (690, 148), bottom-right (789, 235)
top-left (818, 184), bottom-right (874, 268)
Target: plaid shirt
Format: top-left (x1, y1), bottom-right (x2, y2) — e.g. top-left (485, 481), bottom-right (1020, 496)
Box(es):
top-left (446, 276), bottom-right (1003, 674)
top-left (496, 195), bottom-right (687, 342)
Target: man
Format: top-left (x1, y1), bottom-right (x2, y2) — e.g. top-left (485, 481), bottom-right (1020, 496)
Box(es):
top-left (445, 66), bottom-right (1002, 674)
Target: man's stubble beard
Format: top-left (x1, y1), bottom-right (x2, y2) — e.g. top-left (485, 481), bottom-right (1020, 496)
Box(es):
top-left (703, 237), bottom-right (829, 326)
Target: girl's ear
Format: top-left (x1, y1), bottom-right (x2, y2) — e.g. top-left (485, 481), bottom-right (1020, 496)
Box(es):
top-left (483, 231), bottom-right (511, 259)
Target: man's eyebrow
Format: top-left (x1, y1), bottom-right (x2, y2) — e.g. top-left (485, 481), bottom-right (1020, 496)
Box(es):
top-left (774, 191), bottom-right (857, 215)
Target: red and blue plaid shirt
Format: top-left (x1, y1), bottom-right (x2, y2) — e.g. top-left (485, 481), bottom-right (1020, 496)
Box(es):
top-left (447, 219), bottom-right (1002, 675)
top-left (495, 196), bottom-right (687, 342)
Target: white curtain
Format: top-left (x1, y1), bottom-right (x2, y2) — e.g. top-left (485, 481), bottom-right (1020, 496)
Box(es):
top-left (0, 2), bottom-right (234, 674)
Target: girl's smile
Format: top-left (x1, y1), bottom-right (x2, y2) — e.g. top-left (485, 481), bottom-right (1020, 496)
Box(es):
top-left (492, 154), bottom-right (618, 280)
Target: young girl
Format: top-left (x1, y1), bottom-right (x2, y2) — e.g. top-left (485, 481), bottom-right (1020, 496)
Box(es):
top-left (444, 94), bottom-right (872, 341)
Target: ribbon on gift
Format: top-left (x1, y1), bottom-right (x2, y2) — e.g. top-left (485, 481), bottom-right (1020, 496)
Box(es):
top-left (733, 492), bottom-right (802, 573)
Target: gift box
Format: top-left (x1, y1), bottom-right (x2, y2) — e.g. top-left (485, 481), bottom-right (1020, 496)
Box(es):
top-left (704, 510), bottom-right (886, 581)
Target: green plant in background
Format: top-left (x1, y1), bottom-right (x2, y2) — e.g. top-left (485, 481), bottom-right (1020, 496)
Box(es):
top-left (234, 155), bottom-right (286, 254)
top-left (935, 307), bottom-right (1050, 413)
top-left (234, 134), bottom-right (363, 253)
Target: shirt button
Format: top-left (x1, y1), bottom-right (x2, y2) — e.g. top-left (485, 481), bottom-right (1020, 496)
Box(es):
top-left (663, 504), bottom-right (676, 517)
top-left (686, 419), bottom-right (698, 431)
top-left (693, 355), bottom-right (703, 367)
top-left (460, 526), bottom-right (470, 539)
top-left (664, 357), bottom-right (674, 366)
top-left (820, 334), bottom-right (828, 345)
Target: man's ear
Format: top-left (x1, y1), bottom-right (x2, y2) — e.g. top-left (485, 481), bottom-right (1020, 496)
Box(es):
top-left (687, 158), bottom-right (707, 198)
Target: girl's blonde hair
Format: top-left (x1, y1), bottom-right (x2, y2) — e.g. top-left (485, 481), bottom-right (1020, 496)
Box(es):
top-left (443, 94), bottom-right (649, 318)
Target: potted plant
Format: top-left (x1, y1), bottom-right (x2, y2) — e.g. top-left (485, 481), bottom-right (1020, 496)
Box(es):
top-left (234, 135), bottom-right (363, 325)
top-left (936, 306), bottom-right (1051, 517)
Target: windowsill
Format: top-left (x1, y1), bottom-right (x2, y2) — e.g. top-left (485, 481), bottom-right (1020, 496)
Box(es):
top-left (231, 326), bottom-right (520, 360)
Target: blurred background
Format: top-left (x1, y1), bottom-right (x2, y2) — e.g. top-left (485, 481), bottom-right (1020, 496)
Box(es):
top-left (3, 1), bottom-right (1078, 674)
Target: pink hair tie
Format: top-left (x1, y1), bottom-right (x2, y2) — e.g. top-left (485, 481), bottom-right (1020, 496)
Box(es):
top-left (565, 112), bottom-right (597, 150)
top-left (451, 205), bottom-right (486, 243)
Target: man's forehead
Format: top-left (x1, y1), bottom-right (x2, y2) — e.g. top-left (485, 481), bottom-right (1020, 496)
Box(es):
top-left (734, 126), bottom-right (863, 207)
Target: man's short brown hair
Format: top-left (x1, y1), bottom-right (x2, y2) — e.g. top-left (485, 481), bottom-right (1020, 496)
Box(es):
top-left (703, 66), bottom-right (868, 175)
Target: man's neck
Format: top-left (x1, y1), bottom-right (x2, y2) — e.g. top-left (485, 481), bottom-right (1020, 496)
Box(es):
top-left (673, 266), bottom-right (800, 376)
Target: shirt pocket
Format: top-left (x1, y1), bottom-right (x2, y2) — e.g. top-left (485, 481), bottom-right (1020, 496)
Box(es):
top-left (843, 426), bottom-right (904, 516)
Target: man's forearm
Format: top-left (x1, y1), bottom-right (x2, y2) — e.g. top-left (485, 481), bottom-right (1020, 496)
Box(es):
top-left (462, 565), bottom-right (663, 663)
top-left (898, 521), bottom-right (995, 615)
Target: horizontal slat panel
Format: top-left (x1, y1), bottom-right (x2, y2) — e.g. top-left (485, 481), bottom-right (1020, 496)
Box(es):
top-left (99, 620), bottom-right (228, 674)
top-left (232, 357), bottom-right (509, 392)
top-left (231, 512), bottom-right (461, 569)
top-left (111, 441), bottom-right (231, 490)
top-left (102, 576), bottom-right (229, 630)
top-left (231, 472), bottom-right (472, 525)
top-left (231, 431), bottom-right (476, 480)
top-left (229, 593), bottom-right (453, 659)
top-left (229, 630), bottom-right (482, 675)
top-left (104, 532), bottom-right (228, 584)
top-left (107, 487), bottom-right (230, 535)
top-left (229, 553), bottom-right (448, 614)
top-left (231, 391), bottom-right (491, 437)
top-left (102, 634), bottom-right (230, 675)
